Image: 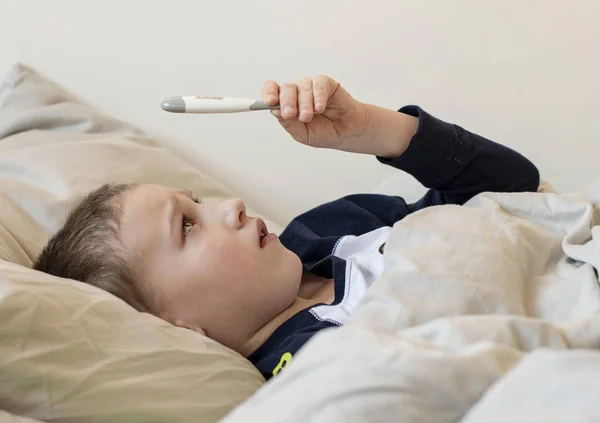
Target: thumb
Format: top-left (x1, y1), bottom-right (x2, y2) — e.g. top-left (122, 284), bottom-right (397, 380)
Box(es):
top-left (271, 109), bottom-right (308, 144)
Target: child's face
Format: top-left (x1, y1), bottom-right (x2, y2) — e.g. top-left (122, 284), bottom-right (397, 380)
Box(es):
top-left (118, 184), bottom-right (302, 351)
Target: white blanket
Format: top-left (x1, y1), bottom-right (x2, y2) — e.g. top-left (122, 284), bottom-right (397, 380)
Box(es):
top-left (223, 180), bottom-right (600, 422)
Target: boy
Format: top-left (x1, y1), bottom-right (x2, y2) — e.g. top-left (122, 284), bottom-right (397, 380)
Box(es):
top-left (34, 75), bottom-right (540, 380)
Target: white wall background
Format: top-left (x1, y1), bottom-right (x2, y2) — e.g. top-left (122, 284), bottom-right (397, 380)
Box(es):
top-left (1, 0), bottom-right (599, 224)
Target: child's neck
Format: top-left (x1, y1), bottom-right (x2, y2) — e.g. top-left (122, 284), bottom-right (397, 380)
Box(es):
top-left (238, 272), bottom-right (334, 357)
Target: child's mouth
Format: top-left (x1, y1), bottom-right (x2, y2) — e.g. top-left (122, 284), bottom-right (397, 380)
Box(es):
top-left (260, 233), bottom-right (276, 248)
top-left (257, 219), bottom-right (275, 248)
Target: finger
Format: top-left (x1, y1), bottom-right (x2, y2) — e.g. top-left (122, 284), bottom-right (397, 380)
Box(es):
top-left (297, 78), bottom-right (314, 123)
top-left (313, 75), bottom-right (338, 114)
top-left (261, 80), bottom-right (280, 106)
top-left (279, 82), bottom-right (298, 119)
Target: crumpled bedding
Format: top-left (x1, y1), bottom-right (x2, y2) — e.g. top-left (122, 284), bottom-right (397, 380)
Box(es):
top-left (222, 179), bottom-right (600, 423)
top-left (0, 63), bottom-right (267, 423)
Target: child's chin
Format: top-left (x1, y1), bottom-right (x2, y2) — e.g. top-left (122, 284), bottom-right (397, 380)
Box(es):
top-left (277, 249), bottom-right (303, 279)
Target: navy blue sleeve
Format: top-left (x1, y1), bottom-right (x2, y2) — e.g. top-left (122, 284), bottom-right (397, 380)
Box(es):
top-left (380, 105), bottom-right (540, 208)
top-left (280, 105), bottom-right (540, 275)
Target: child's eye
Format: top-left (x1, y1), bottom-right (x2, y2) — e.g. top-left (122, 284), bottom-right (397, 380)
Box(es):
top-left (192, 196), bottom-right (201, 204)
top-left (182, 216), bottom-right (194, 236)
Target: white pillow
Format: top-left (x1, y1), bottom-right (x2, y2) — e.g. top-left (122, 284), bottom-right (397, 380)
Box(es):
top-left (0, 410), bottom-right (45, 423)
top-left (0, 63), bottom-right (270, 422)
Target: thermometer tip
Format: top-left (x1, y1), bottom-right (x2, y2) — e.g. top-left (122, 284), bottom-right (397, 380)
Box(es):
top-left (161, 97), bottom-right (185, 113)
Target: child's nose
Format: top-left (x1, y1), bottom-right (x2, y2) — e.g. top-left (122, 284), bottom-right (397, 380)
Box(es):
top-left (222, 199), bottom-right (246, 229)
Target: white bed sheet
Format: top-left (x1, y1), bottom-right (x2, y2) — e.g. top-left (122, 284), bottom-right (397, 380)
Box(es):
top-left (223, 178), bottom-right (600, 422)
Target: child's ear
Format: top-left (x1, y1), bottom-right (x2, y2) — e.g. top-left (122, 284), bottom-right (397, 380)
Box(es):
top-left (160, 312), bottom-right (207, 337)
top-left (189, 326), bottom-right (207, 336)
top-left (174, 319), bottom-right (207, 337)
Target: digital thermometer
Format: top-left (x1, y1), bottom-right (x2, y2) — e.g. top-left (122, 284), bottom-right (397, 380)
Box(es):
top-left (161, 96), bottom-right (279, 114)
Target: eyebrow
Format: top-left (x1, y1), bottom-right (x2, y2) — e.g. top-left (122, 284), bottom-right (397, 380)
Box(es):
top-left (176, 189), bottom-right (194, 200)
top-left (166, 196), bottom-right (180, 243)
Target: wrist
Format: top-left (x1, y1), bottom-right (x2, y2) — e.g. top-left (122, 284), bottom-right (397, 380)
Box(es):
top-left (362, 103), bottom-right (418, 159)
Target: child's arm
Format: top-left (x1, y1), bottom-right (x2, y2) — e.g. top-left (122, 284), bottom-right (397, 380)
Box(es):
top-left (262, 74), bottom-right (539, 203)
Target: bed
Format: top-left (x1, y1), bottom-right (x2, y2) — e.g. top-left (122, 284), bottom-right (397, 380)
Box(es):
top-left (2, 64), bottom-right (599, 423)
